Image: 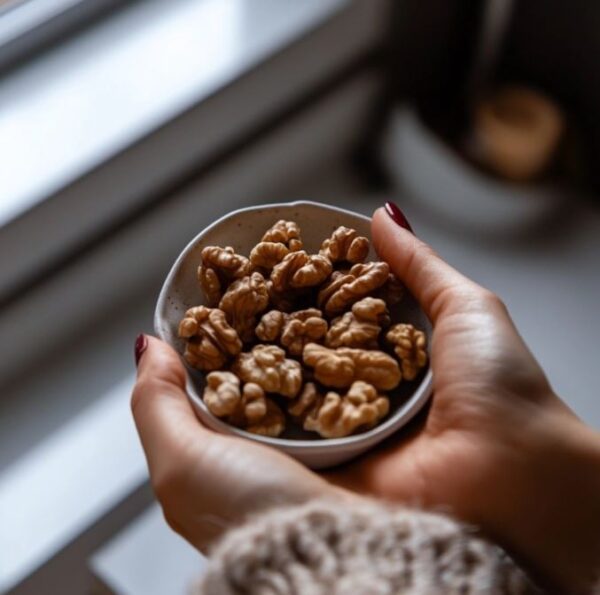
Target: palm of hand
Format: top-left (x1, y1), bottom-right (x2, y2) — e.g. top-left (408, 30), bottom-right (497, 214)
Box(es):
top-left (326, 293), bottom-right (562, 529)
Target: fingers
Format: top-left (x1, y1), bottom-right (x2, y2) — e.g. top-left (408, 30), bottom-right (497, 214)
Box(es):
top-left (131, 336), bottom-right (213, 483)
top-left (371, 208), bottom-right (488, 322)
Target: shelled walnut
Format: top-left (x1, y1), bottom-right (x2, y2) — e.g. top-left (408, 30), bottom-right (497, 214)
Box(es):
top-left (303, 343), bottom-right (401, 391)
top-left (232, 344), bottom-right (303, 398)
top-left (256, 308), bottom-right (328, 356)
top-left (178, 306), bottom-right (242, 371)
top-left (249, 242), bottom-right (289, 269)
top-left (219, 272), bottom-right (269, 342)
top-left (326, 297), bottom-right (389, 349)
top-left (319, 226), bottom-right (369, 265)
top-left (203, 372), bottom-right (285, 437)
top-left (386, 323), bottom-right (428, 381)
top-left (261, 220), bottom-right (303, 251)
top-left (318, 262), bottom-right (390, 316)
top-left (197, 246), bottom-right (252, 306)
top-left (289, 381), bottom-right (389, 438)
top-left (270, 251), bottom-right (332, 292)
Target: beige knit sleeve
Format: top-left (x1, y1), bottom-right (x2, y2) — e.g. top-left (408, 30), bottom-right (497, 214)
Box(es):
top-left (196, 500), bottom-right (539, 595)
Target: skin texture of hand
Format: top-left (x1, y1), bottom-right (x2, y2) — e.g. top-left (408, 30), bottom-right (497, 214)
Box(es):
top-left (132, 206), bottom-right (600, 592)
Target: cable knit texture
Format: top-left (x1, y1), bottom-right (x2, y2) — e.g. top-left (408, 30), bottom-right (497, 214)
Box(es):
top-left (198, 500), bottom-right (539, 594)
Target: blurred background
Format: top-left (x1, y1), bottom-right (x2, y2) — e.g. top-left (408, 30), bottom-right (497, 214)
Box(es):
top-left (0, 0), bottom-right (599, 593)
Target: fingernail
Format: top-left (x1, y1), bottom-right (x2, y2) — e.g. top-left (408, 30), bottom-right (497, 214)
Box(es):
top-left (384, 201), bottom-right (413, 233)
top-left (134, 333), bottom-right (148, 367)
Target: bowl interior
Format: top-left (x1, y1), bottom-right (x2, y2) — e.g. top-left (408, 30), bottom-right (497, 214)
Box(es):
top-left (155, 201), bottom-right (432, 447)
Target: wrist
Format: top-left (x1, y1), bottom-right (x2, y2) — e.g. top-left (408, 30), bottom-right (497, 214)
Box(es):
top-left (493, 405), bottom-right (600, 592)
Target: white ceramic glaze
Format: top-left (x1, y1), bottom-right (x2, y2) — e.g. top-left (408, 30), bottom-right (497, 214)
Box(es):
top-left (154, 201), bottom-right (433, 469)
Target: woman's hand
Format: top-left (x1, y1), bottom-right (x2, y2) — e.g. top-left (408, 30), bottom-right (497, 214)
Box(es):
top-left (326, 206), bottom-right (600, 592)
top-left (132, 204), bottom-right (600, 591)
top-left (131, 336), bottom-right (344, 552)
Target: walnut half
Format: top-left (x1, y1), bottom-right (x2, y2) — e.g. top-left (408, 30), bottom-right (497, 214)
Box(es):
top-left (256, 308), bottom-right (328, 356)
top-left (386, 323), bottom-right (428, 381)
top-left (290, 381), bottom-right (389, 438)
top-left (219, 272), bottom-right (269, 342)
top-left (318, 262), bottom-right (390, 316)
top-left (178, 306), bottom-right (242, 371)
top-left (270, 251), bottom-right (332, 292)
top-left (203, 372), bottom-right (285, 437)
top-left (197, 246), bottom-right (252, 306)
top-left (261, 220), bottom-right (303, 251)
top-left (325, 297), bottom-right (389, 349)
top-left (232, 344), bottom-right (303, 398)
top-left (319, 226), bottom-right (369, 265)
top-left (303, 343), bottom-right (401, 391)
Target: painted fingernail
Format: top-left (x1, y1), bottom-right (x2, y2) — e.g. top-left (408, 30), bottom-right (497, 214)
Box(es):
top-left (384, 201), bottom-right (413, 233)
top-left (134, 333), bottom-right (148, 367)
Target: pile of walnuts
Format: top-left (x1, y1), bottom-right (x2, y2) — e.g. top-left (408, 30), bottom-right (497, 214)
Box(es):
top-left (178, 220), bottom-right (428, 439)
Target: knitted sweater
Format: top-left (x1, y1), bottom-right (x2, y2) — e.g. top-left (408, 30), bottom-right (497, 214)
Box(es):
top-left (197, 501), bottom-right (540, 595)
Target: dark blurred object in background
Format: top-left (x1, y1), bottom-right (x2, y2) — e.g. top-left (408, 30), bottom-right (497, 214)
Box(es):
top-left (499, 0), bottom-right (600, 191)
top-left (382, 0), bottom-right (600, 195)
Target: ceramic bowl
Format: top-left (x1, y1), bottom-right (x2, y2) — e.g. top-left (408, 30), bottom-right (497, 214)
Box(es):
top-left (154, 201), bottom-right (433, 469)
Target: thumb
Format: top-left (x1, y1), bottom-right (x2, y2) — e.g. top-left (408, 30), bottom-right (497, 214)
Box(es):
top-left (372, 207), bottom-right (488, 323)
top-left (131, 335), bottom-right (212, 484)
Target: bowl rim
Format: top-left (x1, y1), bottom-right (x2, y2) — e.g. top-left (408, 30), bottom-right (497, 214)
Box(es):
top-left (154, 200), bottom-right (433, 450)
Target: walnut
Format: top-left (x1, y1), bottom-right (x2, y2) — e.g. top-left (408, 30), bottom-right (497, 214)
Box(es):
top-left (203, 373), bottom-right (285, 437)
top-left (245, 398), bottom-right (286, 437)
top-left (316, 270), bottom-right (354, 310)
top-left (255, 310), bottom-right (287, 342)
top-left (256, 309), bottom-right (328, 356)
top-left (219, 272), bottom-right (269, 342)
top-left (270, 251), bottom-right (332, 292)
top-left (375, 273), bottom-right (405, 306)
top-left (303, 343), bottom-right (401, 390)
top-left (261, 220), bottom-right (303, 251)
top-left (302, 343), bottom-right (355, 388)
top-left (325, 297), bottom-right (389, 349)
top-left (232, 344), bottom-right (302, 398)
top-left (386, 323), bottom-right (428, 381)
top-left (249, 242), bottom-right (289, 270)
top-left (290, 381), bottom-right (389, 438)
top-left (319, 226), bottom-right (369, 264)
top-left (203, 371), bottom-right (242, 417)
top-left (318, 262), bottom-right (390, 316)
top-left (281, 309), bottom-right (328, 356)
top-left (288, 381), bottom-right (322, 420)
top-left (237, 382), bottom-right (268, 424)
top-left (178, 306), bottom-right (242, 371)
top-left (197, 246), bottom-right (252, 306)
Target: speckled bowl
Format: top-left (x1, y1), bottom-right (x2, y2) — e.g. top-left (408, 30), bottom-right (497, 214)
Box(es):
top-left (154, 201), bottom-right (433, 469)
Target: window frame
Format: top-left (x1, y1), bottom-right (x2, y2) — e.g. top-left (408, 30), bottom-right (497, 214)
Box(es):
top-left (0, 0), bottom-right (129, 71)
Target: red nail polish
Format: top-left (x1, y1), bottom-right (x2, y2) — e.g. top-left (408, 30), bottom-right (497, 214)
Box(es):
top-left (134, 333), bottom-right (148, 367)
top-left (384, 201), bottom-right (413, 233)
